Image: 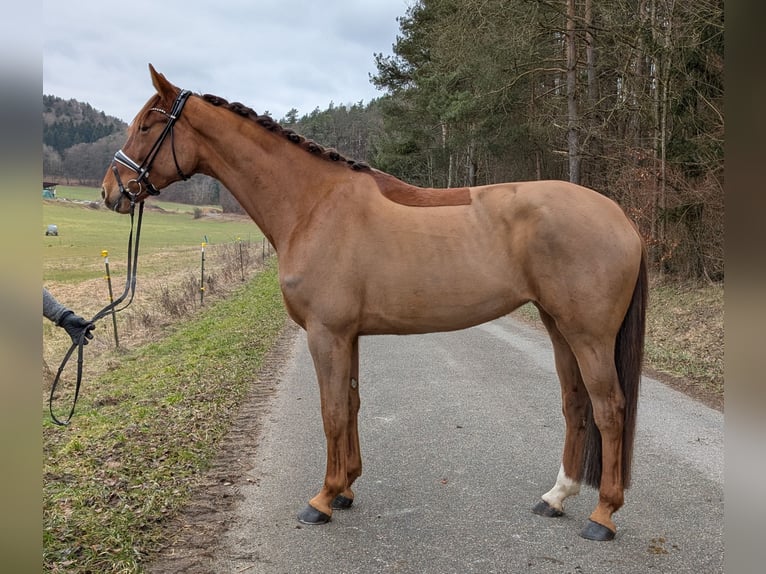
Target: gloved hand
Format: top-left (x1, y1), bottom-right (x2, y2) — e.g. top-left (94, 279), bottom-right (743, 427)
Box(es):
top-left (58, 311), bottom-right (96, 345)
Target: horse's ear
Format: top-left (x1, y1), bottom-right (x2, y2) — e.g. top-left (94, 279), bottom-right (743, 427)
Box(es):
top-left (148, 63), bottom-right (178, 99)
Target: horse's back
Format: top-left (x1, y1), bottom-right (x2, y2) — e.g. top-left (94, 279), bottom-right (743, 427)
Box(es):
top-left (474, 179), bottom-right (640, 259)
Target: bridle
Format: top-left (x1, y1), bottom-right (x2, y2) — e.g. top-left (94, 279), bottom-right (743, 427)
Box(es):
top-left (50, 88), bottom-right (193, 425)
top-left (111, 89), bottom-right (192, 206)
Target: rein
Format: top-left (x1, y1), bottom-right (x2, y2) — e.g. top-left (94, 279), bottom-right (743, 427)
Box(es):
top-left (49, 201), bottom-right (146, 425)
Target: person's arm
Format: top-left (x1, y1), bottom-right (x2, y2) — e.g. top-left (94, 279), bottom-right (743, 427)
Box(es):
top-left (43, 288), bottom-right (95, 344)
top-left (43, 287), bottom-right (69, 324)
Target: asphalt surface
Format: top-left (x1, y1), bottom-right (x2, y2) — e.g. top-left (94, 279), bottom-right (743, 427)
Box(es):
top-left (212, 315), bottom-right (723, 573)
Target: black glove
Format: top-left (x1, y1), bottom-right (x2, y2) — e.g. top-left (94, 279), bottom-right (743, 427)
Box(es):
top-left (58, 311), bottom-right (96, 345)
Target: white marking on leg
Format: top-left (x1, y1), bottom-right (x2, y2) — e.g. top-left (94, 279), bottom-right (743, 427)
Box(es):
top-left (350, 378), bottom-right (358, 389)
top-left (542, 464), bottom-right (581, 511)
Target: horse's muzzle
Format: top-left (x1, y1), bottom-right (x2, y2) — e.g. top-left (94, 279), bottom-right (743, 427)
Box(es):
top-left (102, 187), bottom-right (131, 214)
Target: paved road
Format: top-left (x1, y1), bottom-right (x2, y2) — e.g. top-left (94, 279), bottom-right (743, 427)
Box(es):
top-left (212, 315), bottom-right (723, 573)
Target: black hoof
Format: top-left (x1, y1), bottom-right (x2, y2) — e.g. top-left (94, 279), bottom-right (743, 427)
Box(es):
top-left (532, 499), bottom-right (564, 518)
top-left (332, 494), bottom-right (354, 510)
top-left (580, 519), bottom-right (616, 541)
top-left (297, 505), bottom-right (331, 525)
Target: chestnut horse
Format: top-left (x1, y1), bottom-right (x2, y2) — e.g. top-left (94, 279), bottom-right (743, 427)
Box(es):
top-left (101, 65), bottom-right (647, 541)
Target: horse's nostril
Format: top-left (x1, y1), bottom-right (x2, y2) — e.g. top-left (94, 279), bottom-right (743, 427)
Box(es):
top-left (101, 187), bottom-right (106, 199)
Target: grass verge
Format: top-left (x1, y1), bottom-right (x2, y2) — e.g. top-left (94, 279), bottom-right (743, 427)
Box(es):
top-left (43, 261), bottom-right (287, 573)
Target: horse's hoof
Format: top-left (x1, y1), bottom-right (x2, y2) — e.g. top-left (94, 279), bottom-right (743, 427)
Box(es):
top-left (580, 519), bottom-right (616, 541)
top-left (532, 499), bottom-right (564, 518)
top-left (332, 494), bottom-right (354, 510)
top-left (297, 504), bottom-right (331, 525)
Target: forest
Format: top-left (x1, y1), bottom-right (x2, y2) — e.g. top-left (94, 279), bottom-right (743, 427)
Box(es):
top-left (43, 0), bottom-right (723, 281)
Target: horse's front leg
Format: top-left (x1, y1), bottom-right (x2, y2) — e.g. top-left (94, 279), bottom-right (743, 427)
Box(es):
top-left (297, 326), bottom-right (356, 525)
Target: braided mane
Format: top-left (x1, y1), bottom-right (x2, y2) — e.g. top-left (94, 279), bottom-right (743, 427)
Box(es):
top-left (197, 92), bottom-right (471, 207)
top-left (200, 93), bottom-right (371, 172)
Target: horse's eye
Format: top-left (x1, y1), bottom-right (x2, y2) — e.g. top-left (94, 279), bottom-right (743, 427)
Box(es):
top-left (139, 124), bottom-right (150, 133)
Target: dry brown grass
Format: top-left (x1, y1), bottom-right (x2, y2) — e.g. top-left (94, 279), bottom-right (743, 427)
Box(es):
top-left (644, 276), bottom-right (724, 407)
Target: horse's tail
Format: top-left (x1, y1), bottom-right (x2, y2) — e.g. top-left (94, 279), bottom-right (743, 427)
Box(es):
top-left (582, 246), bottom-right (648, 489)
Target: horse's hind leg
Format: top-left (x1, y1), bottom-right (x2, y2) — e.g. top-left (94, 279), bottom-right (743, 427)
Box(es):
top-left (332, 336), bottom-right (362, 511)
top-left (572, 339), bottom-right (626, 541)
top-left (532, 307), bottom-right (588, 518)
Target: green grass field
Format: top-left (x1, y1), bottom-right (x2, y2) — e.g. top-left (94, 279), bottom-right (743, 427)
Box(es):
top-left (44, 188), bottom-right (263, 283)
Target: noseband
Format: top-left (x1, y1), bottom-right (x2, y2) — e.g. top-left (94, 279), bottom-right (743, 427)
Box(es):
top-left (111, 89), bottom-right (192, 206)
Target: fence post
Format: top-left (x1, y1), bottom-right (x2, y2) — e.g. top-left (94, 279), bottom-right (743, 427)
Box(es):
top-left (200, 242), bottom-right (206, 305)
top-left (102, 250), bottom-right (119, 348)
top-left (238, 236), bottom-right (245, 281)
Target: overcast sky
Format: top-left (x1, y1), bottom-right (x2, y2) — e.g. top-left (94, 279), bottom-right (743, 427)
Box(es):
top-left (43, 0), bottom-right (407, 123)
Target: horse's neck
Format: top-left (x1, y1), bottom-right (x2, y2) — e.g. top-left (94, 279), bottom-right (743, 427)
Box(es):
top-left (193, 111), bottom-right (334, 251)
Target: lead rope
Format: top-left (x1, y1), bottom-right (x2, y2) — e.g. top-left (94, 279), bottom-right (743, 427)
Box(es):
top-left (49, 201), bottom-right (146, 425)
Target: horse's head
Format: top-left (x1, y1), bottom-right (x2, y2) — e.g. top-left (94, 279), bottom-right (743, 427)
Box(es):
top-left (101, 64), bottom-right (197, 213)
